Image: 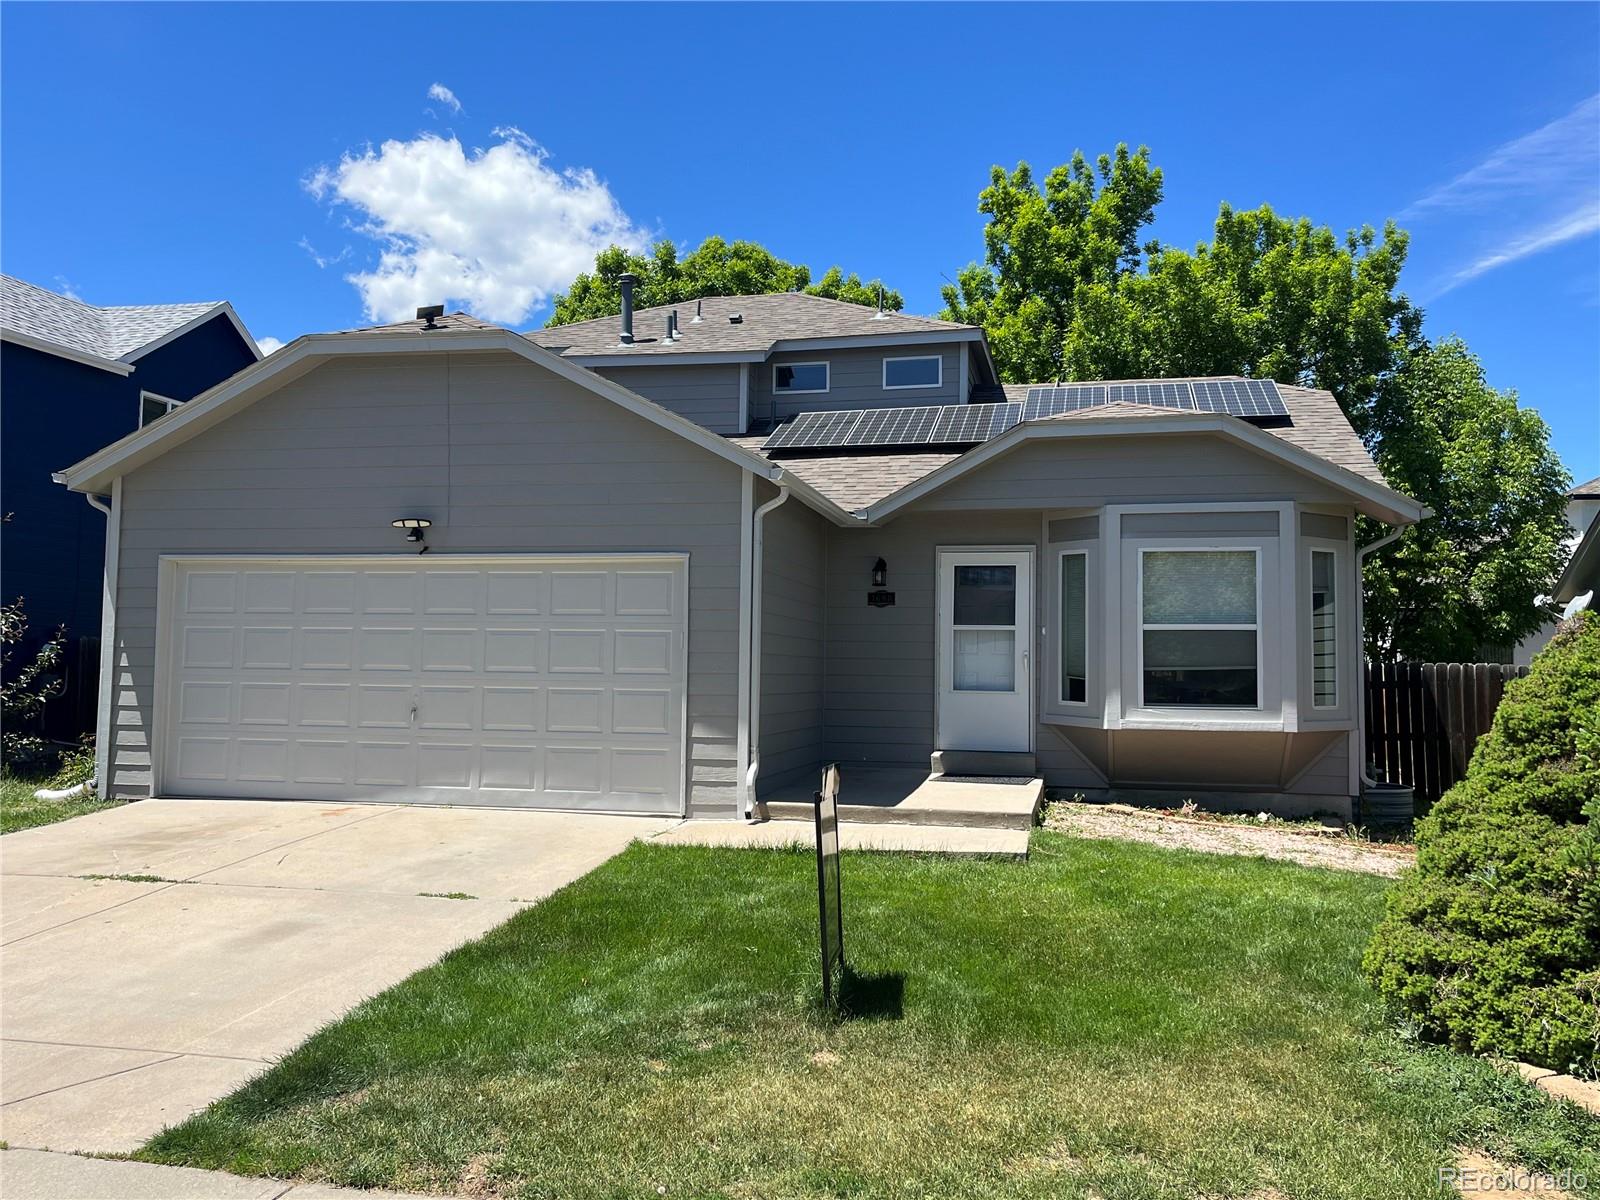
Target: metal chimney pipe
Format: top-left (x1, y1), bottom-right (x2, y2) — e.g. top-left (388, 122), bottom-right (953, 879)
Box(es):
top-left (618, 272), bottom-right (638, 345)
top-left (691, 298), bottom-right (703, 324)
top-left (670, 309), bottom-right (680, 341)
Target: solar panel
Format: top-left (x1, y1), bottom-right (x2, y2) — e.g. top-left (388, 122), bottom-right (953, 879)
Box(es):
top-left (760, 378), bottom-right (1289, 454)
top-left (1191, 378), bottom-right (1287, 418)
top-left (762, 408), bottom-right (866, 451)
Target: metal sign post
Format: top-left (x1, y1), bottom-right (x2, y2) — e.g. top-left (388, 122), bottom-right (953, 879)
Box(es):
top-left (813, 762), bottom-right (845, 1006)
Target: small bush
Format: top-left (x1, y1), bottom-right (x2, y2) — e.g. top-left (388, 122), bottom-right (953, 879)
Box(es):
top-left (1363, 611), bottom-right (1600, 1075)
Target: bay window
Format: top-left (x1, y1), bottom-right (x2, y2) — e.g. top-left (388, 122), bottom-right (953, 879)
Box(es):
top-left (1310, 549), bottom-right (1337, 707)
top-left (1059, 551), bottom-right (1087, 703)
top-left (1139, 548), bottom-right (1260, 708)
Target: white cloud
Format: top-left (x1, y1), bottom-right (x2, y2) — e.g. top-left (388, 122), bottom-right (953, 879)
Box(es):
top-left (305, 128), bottom-right (646, 325)
top-left (1406, 95), bottom-right (1599, 216)
top-left (1410, 94), bottom-right (1600, 296)
top-left (53, 275), bottom-right (82, 301)
top-left (255, 335), bottom-right (286, 356)
top-left (1440, 204), bottom-right (1600, 293)
top-left (427, 82), bottom-right (462, 114)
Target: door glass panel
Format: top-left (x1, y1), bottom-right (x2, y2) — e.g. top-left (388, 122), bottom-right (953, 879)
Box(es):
top-left (953, 565), bottom-right (1016, 626)
top-left (954, 629), bottom-right (1015, 692)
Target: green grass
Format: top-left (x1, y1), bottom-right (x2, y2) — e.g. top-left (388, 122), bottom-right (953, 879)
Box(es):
top-left (1, 770), bottom-right (121, 834)
top-left (138, 832), bottom-right (1598, 1199)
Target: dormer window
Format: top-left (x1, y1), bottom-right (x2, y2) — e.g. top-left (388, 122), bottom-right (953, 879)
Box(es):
top-left (773, 362), bottom-right (829, 394)
top-left (883, 355), bottom-right (942, 390)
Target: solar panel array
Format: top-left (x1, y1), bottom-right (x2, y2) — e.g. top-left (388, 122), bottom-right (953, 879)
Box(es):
top-left (761, 379), bottom-right (1288, 453)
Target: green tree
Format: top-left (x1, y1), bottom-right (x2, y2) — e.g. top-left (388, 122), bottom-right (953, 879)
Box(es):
top-left (547, 236), bottom-right (901, 326)
top-left (1363, 337), bottom-right (1572, 659)
top-left (939, 145), bottom-right (1163, 383)
top-left (1064, 205), bottom-right (1418, 439)
top-left (945, 147), bottom-right (1570, 658)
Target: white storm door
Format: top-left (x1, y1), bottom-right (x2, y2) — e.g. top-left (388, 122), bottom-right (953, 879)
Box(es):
top-left (936, 550), bottom-right (1032, 752)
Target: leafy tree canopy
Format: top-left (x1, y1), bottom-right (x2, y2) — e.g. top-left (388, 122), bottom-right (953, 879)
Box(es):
top-left (945, 144), bottom-right (1571, 658)
top-left (547, 236), bottom-right (901, 327)
top-left (1365, 337), bottom-right (1572, 659)
top-left (939, 145), bottom-right (1164, 383)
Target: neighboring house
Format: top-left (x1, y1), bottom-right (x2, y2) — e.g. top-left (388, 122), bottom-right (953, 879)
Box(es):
top-left (55, 288), bottom-right (1424, 820)
top-left (2, 274), bottom-right (260, 738)
top-left (1512, 475), bottom-right (1600, 667)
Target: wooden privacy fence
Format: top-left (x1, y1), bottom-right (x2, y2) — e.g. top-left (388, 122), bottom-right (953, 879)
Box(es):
top-left (1364, 661), bottom-right (1528, 807)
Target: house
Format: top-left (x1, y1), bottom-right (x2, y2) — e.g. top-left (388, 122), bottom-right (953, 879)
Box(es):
top-left (54, 285), bottom-right (1424, 821)
top-left (2, 274), bottom-right (260, 738)
top-left (1512, 475), bottom-right (1600, 666)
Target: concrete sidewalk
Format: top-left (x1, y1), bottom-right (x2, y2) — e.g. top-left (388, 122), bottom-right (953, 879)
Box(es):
top-left (2, 799), bottom-right (672, 1155)
top-left (0, 1148), bottom-right (451, 1200)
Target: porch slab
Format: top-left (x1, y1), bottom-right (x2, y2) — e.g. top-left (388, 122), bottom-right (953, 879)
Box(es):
top-left (759, 766), bottom-right (1042, 830)
top-left (654, 820), bottom-right (1029, 858)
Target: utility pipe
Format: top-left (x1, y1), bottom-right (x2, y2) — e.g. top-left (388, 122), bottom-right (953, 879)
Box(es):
top-left (743, 481), bottom-right (791, 817)
top-left (81, 489), bottom-right (116, 799)
top-left (1354, 524), bottom-right (1408, 789)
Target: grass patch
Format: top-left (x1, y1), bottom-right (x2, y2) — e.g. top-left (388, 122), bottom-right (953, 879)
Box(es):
top-left (418, 892), bottom-right (476, 901)
top-left (1, 770), bottom-right (122, 834)
top-left (139, 832), bottom-right (1598, 1199)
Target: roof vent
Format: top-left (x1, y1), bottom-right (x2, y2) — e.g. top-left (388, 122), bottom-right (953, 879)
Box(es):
top-left (871, 286), bottom-right (889, 321)
top-left (728, 312), bottom-right (743, 324)
top-left (617, 272), bottom-right (638, 345)
top-left (691, 299), bottom-right (703, 324)
top-left (416, 304), bottom-right (444, 330)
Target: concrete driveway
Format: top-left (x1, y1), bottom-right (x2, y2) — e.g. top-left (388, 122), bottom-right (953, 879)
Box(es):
top-left (1, 799), bottom-right (674, 1154)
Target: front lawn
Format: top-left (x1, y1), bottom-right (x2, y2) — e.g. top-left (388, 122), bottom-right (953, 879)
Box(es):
top-left (140, 833), bottom-right (1598, 1199)
top-left (0, 770), bottom-right (121, 834)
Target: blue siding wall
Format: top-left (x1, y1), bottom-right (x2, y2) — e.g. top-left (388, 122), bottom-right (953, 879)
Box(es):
top-left (0, 314), bottom-right (256, 737)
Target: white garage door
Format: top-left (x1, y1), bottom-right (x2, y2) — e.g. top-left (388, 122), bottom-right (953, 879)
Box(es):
top-left (159, 556), bottom-right (687, 813)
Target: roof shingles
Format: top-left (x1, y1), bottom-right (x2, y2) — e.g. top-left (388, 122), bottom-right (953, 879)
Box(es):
top-left (1, 274), bottom-right (221, 360)
top-left (525, 292), bottom-right (976, 358)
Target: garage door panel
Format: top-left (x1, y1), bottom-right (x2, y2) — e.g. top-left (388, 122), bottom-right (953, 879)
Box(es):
top-left (164, 558), bottom-right (684, 813)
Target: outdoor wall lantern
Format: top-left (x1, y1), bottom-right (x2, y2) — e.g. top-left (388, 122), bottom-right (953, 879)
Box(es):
top-left (871, 557), bottom-right (888, 588)
top-left (392, 517), bottom-right (432, 553)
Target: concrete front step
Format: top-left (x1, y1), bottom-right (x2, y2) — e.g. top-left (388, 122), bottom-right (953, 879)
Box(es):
top-left (930, 749), bottom-right (1037, 777)
top-left (766, 774), bottom-right (1042, 831)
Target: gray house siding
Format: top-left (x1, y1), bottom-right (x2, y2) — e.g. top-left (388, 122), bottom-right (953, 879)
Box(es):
top-left (106, 349), bottom-right (747, 817)
top-left (592, 362), bottom-right (744, 435)
top-left (921, 436), bottom-right (1350, 511)
top-left (753, 344), bottom-right (965, 426)
top-left (822, 511), bottom-right (1038, 767)
top-left (757, 487), bottom-right (828, 789)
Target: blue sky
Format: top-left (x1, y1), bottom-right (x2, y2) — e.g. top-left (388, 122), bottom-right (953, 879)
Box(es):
top-left (3, 2), bottom-right (1596, 480)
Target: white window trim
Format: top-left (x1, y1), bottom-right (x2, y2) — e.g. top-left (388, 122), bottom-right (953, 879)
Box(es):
top-left (139, 390), bottom-right (183, 427)
top-left (771, 360), bottom-right (829, 394)
top-left (1308, 545), bottom-right (1339, 710)
top-left (1056, 547), bottom-right (1091, 708)
top-left (1135, 545), bottom-right (1264, 711)
top-left (882, 354), bottom-right (942, 390)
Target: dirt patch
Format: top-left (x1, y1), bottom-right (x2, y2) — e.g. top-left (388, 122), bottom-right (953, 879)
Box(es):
top-left (1449, 1150), bottom-right (1577, 1198)
top-left (1044, 801), bottom-right (1414, 877)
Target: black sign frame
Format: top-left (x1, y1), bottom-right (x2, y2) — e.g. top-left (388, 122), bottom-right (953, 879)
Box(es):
top-left (813, 762), bottom-right (845, 1006)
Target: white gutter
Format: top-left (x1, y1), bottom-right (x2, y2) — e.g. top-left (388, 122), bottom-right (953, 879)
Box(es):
top-left (742, 478), bottom-right (791, 817)
top-left (1353, 523), bottom-right (1411, 791)
top-left (76, 480), bottom-right (120, 799)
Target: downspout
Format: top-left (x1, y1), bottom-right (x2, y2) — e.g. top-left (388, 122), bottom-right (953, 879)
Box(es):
top-left (743, 477), bottom-right (791, 818)
top-left (80, 486), bottom-right (116, 798)
top-left (1354, 524), bottom-right (1408, 790)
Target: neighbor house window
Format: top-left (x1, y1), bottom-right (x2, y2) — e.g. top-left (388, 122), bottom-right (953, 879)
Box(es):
top-left (773, 362), bottom-right (829, 393)
top-left (1140, 549), bottom-right (1259, 707)
top-left (883, 355), bottom-right (942, 389)
top-left (1060, 551), bottom-right (1087, 703)
top-left (140, 391), bottom-right (182, 427)
top-left (1311, 549), bottom-right (1337, 708)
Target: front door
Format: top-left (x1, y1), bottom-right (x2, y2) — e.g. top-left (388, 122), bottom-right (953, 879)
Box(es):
top-left (936, 549), bottom-right (1032, 752)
